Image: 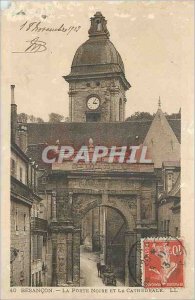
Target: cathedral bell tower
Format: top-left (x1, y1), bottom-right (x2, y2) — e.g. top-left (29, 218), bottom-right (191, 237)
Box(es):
top-left (64, 12), bottom-right (130, 122)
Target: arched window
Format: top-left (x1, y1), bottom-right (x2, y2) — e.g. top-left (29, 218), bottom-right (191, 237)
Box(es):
top-left (119, 98), bottom-right (123, 121)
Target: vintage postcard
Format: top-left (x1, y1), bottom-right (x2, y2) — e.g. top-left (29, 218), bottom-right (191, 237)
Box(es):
top-left (0, 0), bottom-right (194, 299)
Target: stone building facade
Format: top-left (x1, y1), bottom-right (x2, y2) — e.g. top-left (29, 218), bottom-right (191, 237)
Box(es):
top-left (10, 102), bottom-right (41, 285)
top-left (158, 161), bottom-right (181, 237)
top-left (10, 12), bottom-right (181, 287)
top-left (64, 11), bottom-right (130, 122)
top-left (10, 85), bottom-right (48, 287)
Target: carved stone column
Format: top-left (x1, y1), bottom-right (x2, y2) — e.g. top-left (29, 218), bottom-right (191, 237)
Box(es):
top-left (124, 231), bottom-right (137, 286)
top-left (51, 191), bottom-right (57, 222)
top-left (136, 194), bottom-right (141, 224)
top-left (51, 232), bottom-right (57, 286)
top-left (110, 86), bottom-right (119, 122)
top-left (57, 191), bottom-right (73, 222)
top-left (57, 233), bottom-right (67, 286)
top-left (151, 183), bottom-right (157, 222)
top-left (123, 97), bottom-right (127, 121)
top-left (72, 229), bottom-right (81, 286)
top-left (135, 233), bottom-right (142, 285)
top-left (67, 233), bottom-right (73, 284)
top-left (51, 223), bottom-right (74, 286)
top-left (68, 90), bottom-right (77, 122)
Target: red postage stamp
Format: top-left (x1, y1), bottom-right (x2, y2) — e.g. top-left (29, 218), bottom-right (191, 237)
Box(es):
top-left (142, 238), bottom-right (184, 288)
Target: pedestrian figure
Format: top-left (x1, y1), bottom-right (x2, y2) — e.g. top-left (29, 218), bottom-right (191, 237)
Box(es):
top-left (96, 262), bottom-right (101, 277)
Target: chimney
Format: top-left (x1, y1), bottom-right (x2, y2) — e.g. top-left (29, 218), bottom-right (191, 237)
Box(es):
top-left (18, 124), bottom-right (28, 153)
top-left (11, 85), bottom-right (17, 143)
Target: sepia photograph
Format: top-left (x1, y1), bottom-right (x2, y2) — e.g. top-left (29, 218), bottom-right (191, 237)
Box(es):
top-left (0, 1), bottom-right (194, 299)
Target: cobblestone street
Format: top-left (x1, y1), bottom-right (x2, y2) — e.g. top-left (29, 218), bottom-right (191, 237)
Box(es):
top-left (80, 246), bottom-right (124, 287)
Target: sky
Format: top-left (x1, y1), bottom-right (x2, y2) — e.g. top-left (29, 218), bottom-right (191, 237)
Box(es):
top-left (1, 0), bottom-right (194, 121)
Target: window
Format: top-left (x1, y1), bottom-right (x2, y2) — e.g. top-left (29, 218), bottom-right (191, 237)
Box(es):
top-left (11, 159), bottom-right (16, 176)
top-left (96, 81), bottom-right (100, 86)
top-left (39, 271), bottom-right (42, 286)
top-left (15, 208), bottom-right (18, 231)
top-left (167, 172), bottom-right (173, 192)
top-left (35, 272), bottom-right (38, 286)
top-left (37, 236), bottom-right (43, 259)
top-left (160, 221), bottom-right (163, 234)
top-left (23, 213), bottom-right (26, 231)
top-left (33, 235), bottom-right (38, 260)
top-left (119, 98), bottom-right (123, 121)
top-left (166, 220), bottom-right (170, 236)
top-left (163, 220), bottom-right (166, 236)
top-left (42, 177), bottom-right (47, 184)
top-left (175, 227), bottom-right (179, 237)
top-left (32, 168), bottom-right (35, 187)
top-left (163, 219), bottom-right (170, 236)
top-left (86, 112), bottom-right (101, 122)
top-left (20, 167), bottom-right (23, 182)
top-left (32, 274), bottom-right (35, 287)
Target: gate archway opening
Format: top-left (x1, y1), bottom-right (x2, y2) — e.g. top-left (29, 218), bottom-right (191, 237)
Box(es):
top-left (80, 205), bottom-right (127, 286)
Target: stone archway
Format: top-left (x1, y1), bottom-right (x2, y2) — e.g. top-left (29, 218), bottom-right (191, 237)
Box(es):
top-left (50, 187), bottom-right (146, 287)
top-left (71, 193), bottom-right (137, 286)
top-left (80, 204), bottom-right (130, 285)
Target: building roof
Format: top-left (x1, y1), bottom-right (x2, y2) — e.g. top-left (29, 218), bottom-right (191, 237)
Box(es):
top-left (26, 118), bottom-right (180, 147)
top-left (11, 142), bottom-right (29, 163)
top-left (27, 121), bottom-right (151, 148)
top-left (163, 161), bottom-right (180, 168)
top-left (64, 12), bottom-right (130, 90)
top-left (26, 118), bottom-right (180, 169)
top-left (70, 38), bottom-right (125, 74)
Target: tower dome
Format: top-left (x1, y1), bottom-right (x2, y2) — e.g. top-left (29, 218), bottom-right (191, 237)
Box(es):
top-left (65, 12), bottom-right (130, 90)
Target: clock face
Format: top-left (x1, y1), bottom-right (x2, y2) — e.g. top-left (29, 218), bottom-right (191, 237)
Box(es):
top-left (87, 96), bottom-right (100, 110)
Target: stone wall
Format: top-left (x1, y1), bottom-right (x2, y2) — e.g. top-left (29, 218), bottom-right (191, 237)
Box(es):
top-left (69, 78), bottom-right (125, 122)
top-left (158, 201), bottom-right (180, 237)
top-left (10, 200), bottom-right (31, 286)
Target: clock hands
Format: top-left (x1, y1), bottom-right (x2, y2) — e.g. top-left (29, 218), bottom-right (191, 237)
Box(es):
top-left (87, 96), bottom-right (100, 110)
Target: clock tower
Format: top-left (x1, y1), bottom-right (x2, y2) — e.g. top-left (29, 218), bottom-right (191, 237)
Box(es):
top-left (64, 12), bottom-right (130, 122)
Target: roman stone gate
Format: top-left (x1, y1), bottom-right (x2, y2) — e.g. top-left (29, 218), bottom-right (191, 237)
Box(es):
top-left (48, 162), bottom-right (157, 287)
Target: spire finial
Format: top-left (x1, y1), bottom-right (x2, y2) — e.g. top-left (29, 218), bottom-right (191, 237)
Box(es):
top-left (89, 138), bottom-right (93, 146)
top-left (88, 12), bottom-right (110, 38)
top-left (158, 96), bottom-right (161, 109)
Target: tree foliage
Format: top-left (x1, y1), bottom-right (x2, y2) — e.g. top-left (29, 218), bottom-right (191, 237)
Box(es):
top-left (125, 110), bottom-right (181, 121)
top-left (17, 113), bottom-right (44, 123)
top-left (48, 113), bottom-right (64, 123)
top-left (125, 112), bottom-right (154, 122)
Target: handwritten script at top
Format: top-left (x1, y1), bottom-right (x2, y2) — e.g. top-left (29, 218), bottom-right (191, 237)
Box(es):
top-left (12, 21), bottom-right (81, 54)
top-left (13, 37), bottom-right (47, 54)
top-left (20, 21), bottom-right (81, 35)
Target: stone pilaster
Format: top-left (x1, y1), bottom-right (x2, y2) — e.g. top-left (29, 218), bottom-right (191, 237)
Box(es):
top-left (56, 191), bottom-right (72, 222)
top-left (50, 221), bottom-right (74, 286)
top-left (136, 194), bottom-right (141, 224)
top-left (67, 233), bottom-right (73, 283)
top-left (123, 97), bottom-right (127, 121)
top-left (57, 233), bottom-right (67, 286)
top-left (135, 233), bottom-right (142, 286)
top-left (51, 232), bottom-right (57, 286)
top-left (51, 191), bottom-right (57, 222)
top-left (68, 90), bottom-right (77, 122)
top-left (124, 231), bottom-right (137, 286)
top-left (151, 183), bottom-right (157, 222)
top-left (110, 86), bottom-right (120, 122)
top-left (72, 229), bottom-right (81, 286)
